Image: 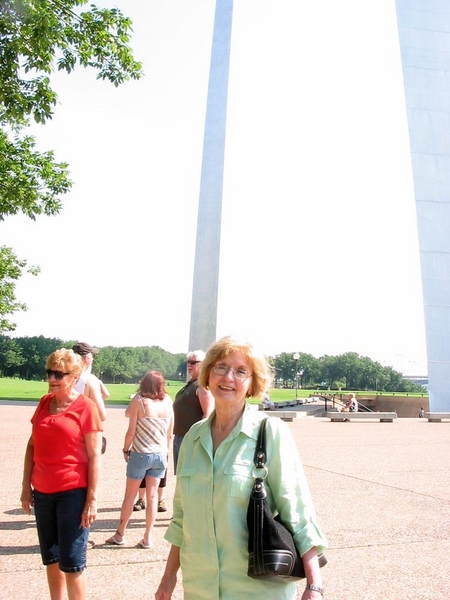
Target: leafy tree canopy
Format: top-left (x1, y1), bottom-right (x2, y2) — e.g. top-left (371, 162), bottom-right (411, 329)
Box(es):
top-left (0, 246), bottom-right (39, 332)
top-left (0, 0), bottom-right (142, 331)
top-left (272, 350), bottom-right (426, 394)
top-left (0, 335), bottom-right (187, 383)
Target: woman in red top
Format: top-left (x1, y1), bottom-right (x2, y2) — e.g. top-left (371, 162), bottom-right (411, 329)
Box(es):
top-left (20, 348), bottom-right (103, 600)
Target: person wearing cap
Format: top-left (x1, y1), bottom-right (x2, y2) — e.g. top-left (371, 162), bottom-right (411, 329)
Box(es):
top-left (73, 343), bottom-right (107, 421)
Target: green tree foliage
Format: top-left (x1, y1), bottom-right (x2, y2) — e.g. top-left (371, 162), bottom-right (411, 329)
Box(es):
top-left (94, 346), bottom-right (186, 384)
top-left (0, 334), bottom-right (63, 378)
top-left (272, 352), bottom-right (295, 387)
top-left (1, 0), bottom-right (143, 130)
top-left (0, 334), bottom-right (24, 375)
top-left (0, 336), bottom-right (186, 383)
top-left (272, 350), bottom-right (425, 394)
top-left (0, 0), bottom-right (143, 331)
top-left (273, 352), bottom-right (321, 389)
top-left (0, 131), bottom-right (71, 220)
top-left (0, 246), bottom-right (39, 331)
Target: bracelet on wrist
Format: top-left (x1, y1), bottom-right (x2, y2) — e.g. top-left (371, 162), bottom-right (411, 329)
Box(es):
top-left (306, 583), bottom-right (324, 596)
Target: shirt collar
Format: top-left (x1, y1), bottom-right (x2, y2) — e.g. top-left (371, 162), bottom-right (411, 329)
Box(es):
top-left (191, 402), bottom-right (259, 442)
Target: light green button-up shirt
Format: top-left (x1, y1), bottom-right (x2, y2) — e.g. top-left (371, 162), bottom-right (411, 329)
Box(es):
top-left (165, 404), bottom-right (327, 600)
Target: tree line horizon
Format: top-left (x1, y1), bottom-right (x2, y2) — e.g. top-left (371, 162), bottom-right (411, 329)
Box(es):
top-left (0, 335), bottom-right (426, 394)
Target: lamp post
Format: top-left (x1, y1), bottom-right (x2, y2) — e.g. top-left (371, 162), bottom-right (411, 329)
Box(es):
top-left (299, 368), bottom-right (304, 392)
top-left (293, 353), bottom-right (300, 400)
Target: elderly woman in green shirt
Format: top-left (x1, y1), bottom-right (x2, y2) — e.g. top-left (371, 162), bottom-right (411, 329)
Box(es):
top-left (156, 336), bottom-right (327, 600)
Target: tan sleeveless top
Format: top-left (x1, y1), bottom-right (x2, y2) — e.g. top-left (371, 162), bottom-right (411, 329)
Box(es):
top-left (131, 395), bottom-right (172, 454)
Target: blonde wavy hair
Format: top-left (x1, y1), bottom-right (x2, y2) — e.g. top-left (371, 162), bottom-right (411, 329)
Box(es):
top-left (198, 336), bottom-right (273, 399)
top-left (45, 348), bottom-right (83, 378)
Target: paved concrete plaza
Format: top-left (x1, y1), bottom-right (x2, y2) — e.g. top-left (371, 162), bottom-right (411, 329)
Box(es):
top-left (1, 402), bottom-right (449, 599)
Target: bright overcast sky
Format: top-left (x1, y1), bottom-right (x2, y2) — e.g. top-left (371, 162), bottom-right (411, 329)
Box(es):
top-left (1, 0), bottom-right (428, 374)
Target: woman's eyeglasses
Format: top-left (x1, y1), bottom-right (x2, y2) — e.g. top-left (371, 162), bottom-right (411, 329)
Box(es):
top-left (212, 364), bottom-right (251, 381)
top-left (46, 369), bottom-right (70, 380)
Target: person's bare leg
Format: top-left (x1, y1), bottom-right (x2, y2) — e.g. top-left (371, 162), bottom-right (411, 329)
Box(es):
top-left (107, 478), bottom-right (141, 542)
top-left (46, 563), bottom-right (65, 600)
top-left (158, 486), bottom-right (164, 503)
top-left (118, 477), bottom-right (141, 535)
top-left (143, 476), bottom-right (159, 546)
top-left (65, 570), bottom-right (86, 600)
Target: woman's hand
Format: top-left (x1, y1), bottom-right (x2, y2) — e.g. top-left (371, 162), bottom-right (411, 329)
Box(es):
top-left (301, 549), bottom-right (324, 600)
top-left (301, 590), bottom-right (323, 600)
top-left (155, 576), bottom-right (177, 600)
top-left (20, 484), bottom-right (34, 515)
top-left (83, 430), bottom-right (101, 529)
top-left (21, 436), bottom-right (35, 515)
top-left (155, 545), bottom-right (180, 600)
top-left (81, 499), bottom-right (97, 529)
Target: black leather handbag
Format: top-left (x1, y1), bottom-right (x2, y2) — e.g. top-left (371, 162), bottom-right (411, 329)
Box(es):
top-left (247, 417), bottom-right (327, 582)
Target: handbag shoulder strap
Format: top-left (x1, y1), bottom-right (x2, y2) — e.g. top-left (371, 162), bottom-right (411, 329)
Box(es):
top-left (254, 417), bottom-right (268, 468)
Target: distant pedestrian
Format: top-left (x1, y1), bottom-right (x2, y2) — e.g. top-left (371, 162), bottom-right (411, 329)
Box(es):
top-left (341, 393), bottom-right (358, 413)
top-left (262, 391), bottom-right (276, 410)
top-left (419, 407), bottom-right (425, 418)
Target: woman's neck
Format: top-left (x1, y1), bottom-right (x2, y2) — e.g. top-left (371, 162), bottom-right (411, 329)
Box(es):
top-left (214, 404), bottom-right (243, 429)
top-left (211, 403), bottom-right (245, 452)
top-left (52, 390), bottom-right (78, 405)
top-left (49, 392), bottom-right (78, 414)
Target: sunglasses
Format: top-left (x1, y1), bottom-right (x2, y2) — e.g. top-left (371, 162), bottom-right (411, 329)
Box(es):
top-left (46, 369), bottom-right (70, 380)
top-left (187, 360), bottom-right (201, 365)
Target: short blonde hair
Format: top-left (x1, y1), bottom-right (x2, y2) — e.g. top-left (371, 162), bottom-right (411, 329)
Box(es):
top-left (198, 336), bottom-right (273, 399)
top-left (46, 348), bottom-right (83, 378)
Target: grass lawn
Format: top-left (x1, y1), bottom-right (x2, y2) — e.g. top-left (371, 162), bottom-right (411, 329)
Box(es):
top-left (0, 378), bottom-right (182, 403)
top-left (1, 378), bottom-right (423, 406)
top-left (0, 378), bottom-right (50, 401)
top-left (0, 377), bottom-right (315, 405)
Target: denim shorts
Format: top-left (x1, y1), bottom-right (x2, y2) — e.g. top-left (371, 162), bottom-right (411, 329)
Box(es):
top-left (33, 487), bottom-right (89, 572)
top-left (126, 451), bottom-right (167, 480)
